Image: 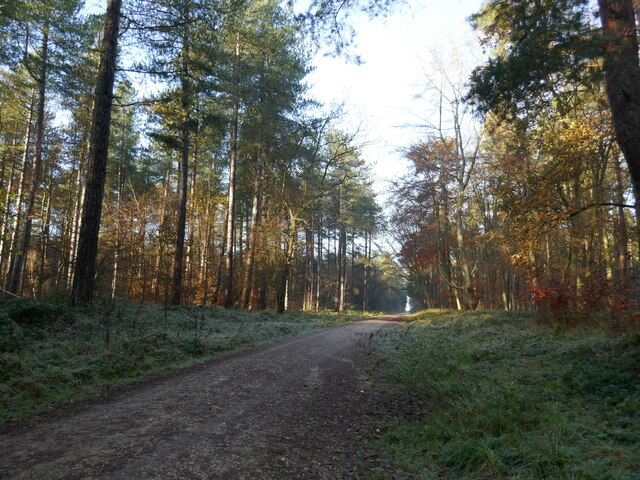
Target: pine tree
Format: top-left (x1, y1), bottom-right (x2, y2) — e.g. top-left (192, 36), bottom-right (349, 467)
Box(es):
top-left (71, 0), bottom-right (123, 305)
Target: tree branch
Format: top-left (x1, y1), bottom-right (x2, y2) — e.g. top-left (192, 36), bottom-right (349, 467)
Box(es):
top-left (568, 202), bottom-right (635, 218)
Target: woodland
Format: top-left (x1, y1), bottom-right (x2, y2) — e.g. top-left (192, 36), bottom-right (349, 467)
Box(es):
top-left (1, 2), bottom-right (639, 477)
top-left (391, 0), bottom-right (640, 324)
top-left (0, 0), bottom-right (405, 314)
top-left (0, 0), bottom-right (639, 324)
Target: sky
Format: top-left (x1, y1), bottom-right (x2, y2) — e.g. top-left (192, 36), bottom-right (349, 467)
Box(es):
top-left (304, 0), bottom-right (485, 199)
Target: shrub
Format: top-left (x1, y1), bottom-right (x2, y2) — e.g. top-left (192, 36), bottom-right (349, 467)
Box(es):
top-left (0, 316), bottom-right (26, 353)
top-left (5, 300), bottom-right (72, 327)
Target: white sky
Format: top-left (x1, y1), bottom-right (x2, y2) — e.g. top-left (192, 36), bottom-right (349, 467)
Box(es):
top-left (305, 0), bottom-right (485, 199)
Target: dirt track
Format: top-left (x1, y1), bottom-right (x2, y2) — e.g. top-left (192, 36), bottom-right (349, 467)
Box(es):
top-left (0, 317), bottom-right (401, 479)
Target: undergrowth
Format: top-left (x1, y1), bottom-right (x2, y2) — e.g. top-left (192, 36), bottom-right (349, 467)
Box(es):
top-left (0, 298), bottom-right (371, 420)
top-left (367, 310), bottom-right (640, 480)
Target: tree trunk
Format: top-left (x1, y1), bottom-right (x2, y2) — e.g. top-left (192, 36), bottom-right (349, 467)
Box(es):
top-left (38, 169), bottom-right (53, 297)
top-left (111, 162), bottom-right (124, 298)
top-left (152, 166), bottom-right (171, 302)
top-left (222, 106), bottom-right (238, 308)
top-left (613, 155), bottom-right (630, 280)
top-left (303, 220), bottom-right (314, 311)
top-left (6, 26), bottom-right (49, 295)
top-left (170, 68), bottom-right (191, 305)
top-left (0, 140), bottom-right (19, 277)
top-left (71, 0), bottom-right (122, 306)
top-left (315, 219), bottom-right (322, 311)
top-left (2, 95), bottom-right (34, 277)
top-left (199, 183), bottom-right (212, 305)
top-left (185, 137), bottom-right (198, 284)
top-left (363, 230), bottom-right (370, 311)
top-left (455, 188), bottom-right (475, 310)
top-left (223, 36), bottom-right (241, 309)
top-left (277, 215), bottom-right (297, 314)
top-left (598, 0), bottom-right (640, 251)
top-left (338, 225), bottom-right (347, 312)
top-left (212, 205), bottom-right (228, 304)
top-left (138, 203), bottom-right (148, 301)
top-left (66, 150), bottom-right (86, 288)
top-left (240, 164), bottom-right (262, 308)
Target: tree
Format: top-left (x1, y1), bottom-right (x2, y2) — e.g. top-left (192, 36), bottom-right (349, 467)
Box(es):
top-left (138, 0), bottom-right (204, 305)
top-left (292, 0), bottom-right (401, 55)
top-left (214, 0), bottom-right (311, 309)
top-left (597, 0), bottom-right (640, 230)
top-left (71, 0), bottom-right (123, 305)
top-left (106, 80), bottom-right (140, 298)
top-left (2, 0), bottom-right (85, 295)
top-left (468, 0), bottom-right (640, 247)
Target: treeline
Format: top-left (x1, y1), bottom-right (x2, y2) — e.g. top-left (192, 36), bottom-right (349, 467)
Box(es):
top-left (393, 0), bottom-right (639, 322)
top-left (0, 0), bottom-right (405, 313)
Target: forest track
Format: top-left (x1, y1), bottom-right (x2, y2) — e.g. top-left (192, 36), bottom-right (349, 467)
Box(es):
top-left (0, 316), bottom-right (402, 479)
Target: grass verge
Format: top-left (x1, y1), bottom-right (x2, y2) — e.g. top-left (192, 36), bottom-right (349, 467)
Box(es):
top-left (0, 298), bottom-right (373, 421)
top-left (366, 310), bottom-right (640, 479)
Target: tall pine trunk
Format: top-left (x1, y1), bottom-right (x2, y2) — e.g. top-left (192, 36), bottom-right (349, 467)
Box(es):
top-left (315, 219), bottom-right (322, 311)
top-left (276, 214), bottom-right (297, 314)
top-left (613, 156), bottom-right (630, 280)
top-left (363, 231), bottom-right (370, 311)
top-left (152, 166), bottom-right (171, 301)
top-left (170, 70), bottom-right (191, 305)
top-left (212, 205), bottom-right (227, 303)
top-left (37, 168), bottom-right (53, 297)
top-left (66, 150), bottom-right (86, 288)
top-left (71, 0), bottom-right (122, 305)
top-left (303, 220), bottom-right (314, 311)
top-left (224, 34), bottom-right (240, 308)
top-left (223, 35), bottom-right (241, 309)
top-left (0, 140), bottom-right (20, 276)
top-left (338, 223), bottom-right (347, 312)
top-left (598, 0), bottom-right (640, 251)
top-left (222, 104), bottom-right (238, 308)
top-left (199, 185), bottom-right (213, 305)
top-left (240, 163), bottom-right (262, 309)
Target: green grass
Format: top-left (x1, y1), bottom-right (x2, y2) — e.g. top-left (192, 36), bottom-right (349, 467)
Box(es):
top-left (366, 310), bottom-right (640, 480)
top-left (0, 298), bottom-right (373, 421)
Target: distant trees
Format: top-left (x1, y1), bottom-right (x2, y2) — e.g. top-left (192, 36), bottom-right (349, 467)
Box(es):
top-left (6, 0), bottom-right (636, 322)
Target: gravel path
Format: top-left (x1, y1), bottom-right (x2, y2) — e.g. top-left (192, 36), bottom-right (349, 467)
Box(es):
top-left (0, 317), bottom-right (401, 479)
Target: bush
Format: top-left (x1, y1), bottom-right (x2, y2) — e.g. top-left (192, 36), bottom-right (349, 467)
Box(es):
top-left (0, 316), bottom-right (26, 353)
top-left (4, 300), bottom-right (72, 327)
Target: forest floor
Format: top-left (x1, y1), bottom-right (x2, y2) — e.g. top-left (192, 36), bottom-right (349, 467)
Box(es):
top-left (0, 316), bottom-right (402, 479)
